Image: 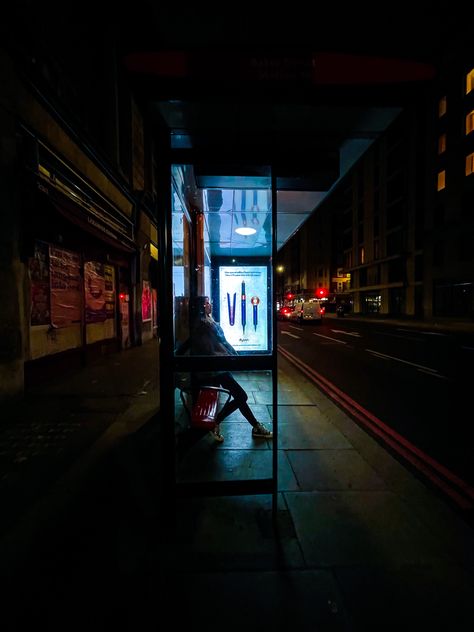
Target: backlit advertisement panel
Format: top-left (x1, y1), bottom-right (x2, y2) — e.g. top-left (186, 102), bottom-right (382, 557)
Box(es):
top-left (218, 265), bottom-right (268, 352)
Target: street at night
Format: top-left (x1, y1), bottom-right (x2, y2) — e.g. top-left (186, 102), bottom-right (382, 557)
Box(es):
top-left (278, 315), bottom-right (474, 500)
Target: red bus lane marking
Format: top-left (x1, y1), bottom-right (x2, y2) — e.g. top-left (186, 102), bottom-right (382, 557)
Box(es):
top-left (278, 345), bottom-right (474, 510)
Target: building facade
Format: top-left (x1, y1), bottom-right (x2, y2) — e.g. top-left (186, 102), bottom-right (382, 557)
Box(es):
top-left (279, 50), bottom-right (474, 321)
top-left (0, 21), bottom-right (159, 401)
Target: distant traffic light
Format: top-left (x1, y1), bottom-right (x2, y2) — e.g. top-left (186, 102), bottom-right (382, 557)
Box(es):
top-left (316, 288), bottom-right (328, 298)
top-left (286, 293), bottom-right (294, 300)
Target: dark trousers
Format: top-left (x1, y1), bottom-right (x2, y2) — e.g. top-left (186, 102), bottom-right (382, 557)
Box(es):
top-left (205, 371), bottom-right (258, 427)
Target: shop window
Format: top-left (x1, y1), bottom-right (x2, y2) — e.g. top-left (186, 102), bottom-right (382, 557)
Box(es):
top-left (438, 96), bottom-right (447, 117)
top-left (437, 170), bottom-right (446, 191)
top-left (363, 293), bottom-right (381, 314)
top-left (438, 133), bottom-right (446, 154)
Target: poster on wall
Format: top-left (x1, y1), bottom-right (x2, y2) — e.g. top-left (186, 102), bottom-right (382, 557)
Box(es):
top-left (218, 265), bottom-right (268, 352)
top-left (30, 241), bottom-right (50, 326)
top-left (104, 264), bottom-right (115, 319)
top-left (142, 280), bottom-right (152, 322)
top-left (152, 288), bottom-right (158, 329)
top-left (50, 246), bottom-right (81, 327)
top-left (84, 261), bottom-right (107, 323)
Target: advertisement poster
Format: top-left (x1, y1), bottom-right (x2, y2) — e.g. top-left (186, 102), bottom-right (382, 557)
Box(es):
top-left (104, 264), bottom-right (115, 319)
top-left (218, 265), bottom-right (268, 352)
top-left (152, 288), bottom-right (158, 329)
top-left (85, 261), bottom-right (107, 323)
top-left (142, 280), bottom-right (152, 322)
top-left (50, 246), bottom-right (81, 327)
top-left (30, 241), bottom-right (50, 326)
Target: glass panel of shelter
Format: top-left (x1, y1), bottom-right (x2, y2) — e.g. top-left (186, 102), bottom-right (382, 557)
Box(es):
top-left (171, 164), bottom-right (275, 494)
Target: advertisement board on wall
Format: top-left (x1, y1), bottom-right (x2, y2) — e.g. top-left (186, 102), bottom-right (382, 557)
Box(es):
top-left (218, 265), bottom-right (269, 352)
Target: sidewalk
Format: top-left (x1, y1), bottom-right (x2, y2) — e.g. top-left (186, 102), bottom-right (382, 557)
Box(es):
top-left (1, 339), bottom-right (474, 630)
top-left (0, 338), bottom-right (160, 553)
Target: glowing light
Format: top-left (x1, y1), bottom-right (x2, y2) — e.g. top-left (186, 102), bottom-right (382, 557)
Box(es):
top-left (235, 227), bottom-right (257, 236)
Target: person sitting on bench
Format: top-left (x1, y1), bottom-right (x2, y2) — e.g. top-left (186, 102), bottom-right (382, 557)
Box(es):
top-left (176, 296), bottom-right (273, 443)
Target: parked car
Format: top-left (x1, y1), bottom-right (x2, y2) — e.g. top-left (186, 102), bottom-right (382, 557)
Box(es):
top-left (290, 301), bottom-right (323, 324)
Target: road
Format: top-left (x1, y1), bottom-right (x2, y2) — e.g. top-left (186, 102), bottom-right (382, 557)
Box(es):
top-left (277, 316), bottom-right (474, 496)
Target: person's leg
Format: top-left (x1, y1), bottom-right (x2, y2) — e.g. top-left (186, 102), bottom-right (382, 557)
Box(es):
top-left (215, 372), bottom-right (258, 427)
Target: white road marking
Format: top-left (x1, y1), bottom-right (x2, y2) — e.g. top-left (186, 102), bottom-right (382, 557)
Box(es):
top-left (366, 348), bottom-right (440, 373)
top-left (330, 329), bottom-right (362, 337)
top-left (397, 328), bottom-right (446, 337)
top-left (313, 333), bottom-right (347, 344)
top-left (417, 368), bottom-right (448, 379)
top-left (281, 330), bottom-right (300, 339)
top-left (375, 331), bottom-right (425, 341)
top-left (288, 324), bottom-right (304, 331)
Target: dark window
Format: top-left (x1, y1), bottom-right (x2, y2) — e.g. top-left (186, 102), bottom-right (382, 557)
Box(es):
top-left (388, 259), bottom-right (404, 283)
top-left (386, 198), bottom-right (404, 230)
top-left (433, 241), bottom-right (444, 266)
top-left (415, 254), bottom-right (424, 281)
top-left (386, 171), bottom-right (405, 205)
top-left (374, 239), bottom-right (380, 260)
top-left (459, 232), bottom-right (474, 262)
top-left (434, 282), bottom-right (474, 317)
top-left (434, 204), bottom-right (445, 228)
top-left (386, 230), bottom-right (403, 256)
top-left (343, 230), bottom-right (352, 250)
top-left (389, 287), bottom-right (405, 315)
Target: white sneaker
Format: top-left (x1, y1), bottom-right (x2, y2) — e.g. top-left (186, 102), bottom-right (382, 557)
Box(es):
top-left (211, 428), bottom-right (224, 443)
top-left (252, 423), bottom-right (273, 438)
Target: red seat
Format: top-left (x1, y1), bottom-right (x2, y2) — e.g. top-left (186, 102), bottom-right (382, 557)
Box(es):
top-left (179, 385), bottom-right (231, 431)
top-left (191, 388), bottom-right (220, 429)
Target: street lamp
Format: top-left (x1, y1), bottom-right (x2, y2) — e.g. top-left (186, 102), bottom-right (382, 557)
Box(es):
top-left (276, 265), bottom-right (285, 305)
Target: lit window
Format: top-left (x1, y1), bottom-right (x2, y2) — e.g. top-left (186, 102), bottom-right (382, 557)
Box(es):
top-left (437, 170), bottom-right (446, 191)
top-left (466, 111), bottom-right (474, 135)
top-left (359, 246), bottom-right (365, 264)
top-left (466, 69), bottom-right (474, 95)
top-left (438, 133), bottom-right (446, 154)
top-left (438, 96), bottom-right (447, 117)
top-left (466, 153), bottom-right (474, 176)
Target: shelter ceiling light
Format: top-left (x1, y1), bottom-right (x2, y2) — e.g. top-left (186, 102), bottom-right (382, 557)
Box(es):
top-left (235, 227), bottom-right (256, 236)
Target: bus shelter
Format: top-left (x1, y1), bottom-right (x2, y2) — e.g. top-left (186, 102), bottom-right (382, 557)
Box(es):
top-left (158, 161), bottom-right (279, 521)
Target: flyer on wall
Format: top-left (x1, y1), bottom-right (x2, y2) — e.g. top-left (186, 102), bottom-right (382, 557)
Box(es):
top-left (218, 265), bottom-right (268, 352)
